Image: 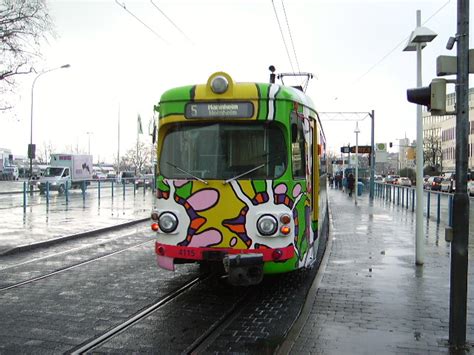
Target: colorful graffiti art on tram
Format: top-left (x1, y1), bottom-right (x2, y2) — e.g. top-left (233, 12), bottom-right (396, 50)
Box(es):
top-left (150, 71), bottom-right (328, 286)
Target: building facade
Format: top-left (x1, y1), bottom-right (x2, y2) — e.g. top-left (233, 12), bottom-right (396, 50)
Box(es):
top-left (422, 88), bottom-right (474, 171)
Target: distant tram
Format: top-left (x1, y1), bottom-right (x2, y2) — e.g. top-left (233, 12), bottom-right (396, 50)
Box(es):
top-left (150, 71), bottom-right (328, 285)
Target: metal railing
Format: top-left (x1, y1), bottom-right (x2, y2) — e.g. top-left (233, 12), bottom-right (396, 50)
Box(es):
top-left (374, 182), bottom-right (454, 226)
top-left (20, 176), bottom-right (156, 213)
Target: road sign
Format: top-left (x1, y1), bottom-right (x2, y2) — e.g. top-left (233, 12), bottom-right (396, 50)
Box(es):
top-left (350, 145), bottom-right (371, 154)
top-left (340, 146), bottom-right (350, 153)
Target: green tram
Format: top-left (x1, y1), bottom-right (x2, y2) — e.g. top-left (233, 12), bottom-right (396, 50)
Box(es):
top-left (150, 72), bottom-right (328, 286)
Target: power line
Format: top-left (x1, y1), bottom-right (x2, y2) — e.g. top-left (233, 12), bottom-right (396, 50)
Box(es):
top-left (150, 0), bottom-right (193, 44)
top-left (114, 0), bottom-right (169, 44)
top-left (281, 0), bottom-right (301, 74)
top-left (351, 0), bottom-right (452, 86)
top-left (271, 0), bottom-right (295, 73)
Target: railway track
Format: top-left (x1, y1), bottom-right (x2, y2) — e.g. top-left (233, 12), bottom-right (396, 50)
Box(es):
top-left (0, 239), bottom-right (154, 291)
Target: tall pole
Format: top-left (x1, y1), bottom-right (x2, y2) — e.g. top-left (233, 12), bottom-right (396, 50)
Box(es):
top-left (354, 122), bottom-right (360, 205)
top-left (29, 64), bottom-right (70, 179)
top-left (117, 103), bottom-right (120, 173)
top-left (414, 10), bottom-right (424, 265)
top-left (369, 110), bottom-right (375, 200)
top-left (86, 132), bottom-right (92, 155)
top-left (449, 0), bottom-right (469, 347)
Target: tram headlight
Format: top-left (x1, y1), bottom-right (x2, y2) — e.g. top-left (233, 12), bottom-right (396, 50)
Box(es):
top-left (257, 215), bottom-right (278, 236)
top-left (158, 212), bottom-right (178, 233)
top-left (211, 76), bottom-right (228, 94)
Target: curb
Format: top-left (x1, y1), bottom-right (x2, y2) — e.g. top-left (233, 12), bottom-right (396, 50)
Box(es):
top-left (0, 217), bottom-right (150, 256)
top-left (276, 198), bottom-right (335, 355)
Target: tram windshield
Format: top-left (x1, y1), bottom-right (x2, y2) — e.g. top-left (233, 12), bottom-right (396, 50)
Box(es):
top-left (160, 122), bottom-right (287, 180)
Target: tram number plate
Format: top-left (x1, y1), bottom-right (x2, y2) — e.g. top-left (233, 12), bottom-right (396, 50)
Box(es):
top-left (178, 249), bottom-right (196, 257)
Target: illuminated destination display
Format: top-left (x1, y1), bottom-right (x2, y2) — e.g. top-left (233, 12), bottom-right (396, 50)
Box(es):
top-left (185, 102), bottom-right (254, 118)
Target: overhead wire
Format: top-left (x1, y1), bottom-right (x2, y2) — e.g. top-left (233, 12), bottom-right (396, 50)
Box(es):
top-left (351, 0), bottom-right (452, 86)
top-left (114, 0), bottom-right (169, 44)
top-left (149, 0), bottom-right (194, 44)
top-left (271, 0), bottom-right (295, 73)
top-left (281, 0), bottom-right (301, 74)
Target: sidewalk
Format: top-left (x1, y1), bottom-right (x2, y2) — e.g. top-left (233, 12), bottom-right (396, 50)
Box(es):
top-left (0, 183), bottom-right (155, 255)
top-left (284, 187), bottom-right (473, 354)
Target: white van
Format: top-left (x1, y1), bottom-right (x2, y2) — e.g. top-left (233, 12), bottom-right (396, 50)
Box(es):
top-left (3, 166), bottom-right (19, 180)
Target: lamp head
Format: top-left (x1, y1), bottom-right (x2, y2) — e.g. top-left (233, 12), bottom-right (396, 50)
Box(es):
top-left (411, 26), bottom-right (437, 43)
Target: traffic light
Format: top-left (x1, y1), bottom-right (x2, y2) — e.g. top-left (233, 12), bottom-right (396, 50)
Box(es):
top-left (406, 78), bottom-right (447, 116)
top-left (389, 142), bottom-right (393, 148)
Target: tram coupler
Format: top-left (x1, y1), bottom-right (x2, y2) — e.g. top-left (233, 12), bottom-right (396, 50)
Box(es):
top-left (223, 254), bottom-right (264, 286)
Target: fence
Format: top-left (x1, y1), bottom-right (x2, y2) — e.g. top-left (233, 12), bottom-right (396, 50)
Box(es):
top-left (20, 176), bottom-right (156, 213)
top-left (374, 182), bottom-right (454, 226)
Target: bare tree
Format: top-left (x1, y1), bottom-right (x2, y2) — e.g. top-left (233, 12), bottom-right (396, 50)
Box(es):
top-left (0, 0), bottom-right (54, 111)
top-left (423, 133), bottom-right (442, 172)
top-left (123, 142), bottom-right (152, 174)
top-left (36, 140), bottom-right (54, 163)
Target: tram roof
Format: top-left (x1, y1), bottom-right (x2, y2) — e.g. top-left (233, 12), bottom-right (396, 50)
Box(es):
top-left (159, 82), bottom-right (317, 113)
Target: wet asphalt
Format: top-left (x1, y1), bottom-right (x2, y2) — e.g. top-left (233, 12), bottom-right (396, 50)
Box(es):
top-left (0, 180), bottom-right (155, 254)
top-left (281, 187), bottom-right (473, 354)
top-left (1, 180), bottom-right (473, 353)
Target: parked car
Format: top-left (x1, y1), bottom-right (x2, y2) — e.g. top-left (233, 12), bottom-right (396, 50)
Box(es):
top-left (440, 178), bottom-right (454, 193)
top-left (2, 166), bottom-right (19, 180)
top-left (398, 177), bottom-right (412, 187)
top-left (468, 180), bottom-right (474, 196)
top-left (135, 174), bottom-right (154, 188)
top-left (384, 175), bottom-right (400, 184)
top-left (119, 171), bottom-right (136, 184)
top-left (425, 176), bottom-right (443, 191)
top-left (423, 176), bottom-right (431, 189)
top-left (95, 172), bottom-right (107, 180)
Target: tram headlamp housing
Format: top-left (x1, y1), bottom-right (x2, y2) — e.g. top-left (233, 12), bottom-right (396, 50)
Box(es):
top-left (211, 76), bottom-right (228, 94)
top-left (257, 215), bottom-right (278, 236)
top-left (158, 212), bottom-right (178, 233)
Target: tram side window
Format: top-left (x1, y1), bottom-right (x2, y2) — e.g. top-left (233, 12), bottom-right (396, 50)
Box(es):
top-left (291, 118), bottom-right (306, 179)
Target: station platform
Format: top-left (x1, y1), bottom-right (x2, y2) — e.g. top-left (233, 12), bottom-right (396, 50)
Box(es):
top-left (281, 187), bottom-right (474, 354)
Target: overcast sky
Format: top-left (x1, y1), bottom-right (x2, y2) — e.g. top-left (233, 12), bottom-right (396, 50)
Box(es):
top-left (2, 0), bottom-right (471, 163)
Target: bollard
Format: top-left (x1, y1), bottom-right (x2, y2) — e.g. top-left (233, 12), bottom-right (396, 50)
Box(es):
top-left (406, 188), bottom-right (409, 210)
top-left (23, 181), bottom-right (26, 213)
top-left (448, 195), bottom-right (453, 227)
top-left (82, 180), bottom-right (86, 200)
top-left (46, 181), bottom-right (50, 206)
top-left (437, 193), bottom-right (441, 223)
top-left (112, 180), bottom-right (114, 199)
top-left (427, 192), bottom-right (431, 219)
top-left (412, 189), bottom-right (415, 212)
top-left (401, 187), bottom-right (405, 207)
top-left (123, 180), bottom-right (125, 198)
top-left (65, 181), bottom-right (69, 204)
top-left (143, 180), bottom-right (146, 195)
top-left (133, 179), bottom-right (136, 195)
top-left (98, 180), bottom-right (101, 200)
top-left (397, 186), bottom-right (400, 205)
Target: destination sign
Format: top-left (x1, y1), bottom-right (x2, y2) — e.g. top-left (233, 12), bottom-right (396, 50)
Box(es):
top-left (185, 102), bottom-right (254, 119)
top-left (350, 145), bottom-right (371, 154)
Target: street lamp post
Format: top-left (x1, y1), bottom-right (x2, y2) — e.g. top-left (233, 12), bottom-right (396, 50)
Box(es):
top-left (29, 64), bottom-right (70, 179)
top-left (86, 131), bottom-right (93, 156)
top-left (403, 10), bottom-right (437, 265)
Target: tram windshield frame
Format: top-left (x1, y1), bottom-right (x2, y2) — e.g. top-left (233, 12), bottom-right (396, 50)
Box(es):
top-left (159, 122), bottom-right (287, 181)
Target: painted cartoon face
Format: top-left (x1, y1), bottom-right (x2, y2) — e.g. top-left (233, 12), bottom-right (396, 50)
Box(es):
top-left (155, 179), bottom-right (224, 248)
top-left (155, 178), bottom-right (307, 253)
top-left (223, 180), bottom-right (304, 250)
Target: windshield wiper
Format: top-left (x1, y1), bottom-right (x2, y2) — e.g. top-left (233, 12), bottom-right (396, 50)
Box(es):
top-left (224, 164), bottom-right (265, 185)
top-left (166, 162), bottom-right (208, 184)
